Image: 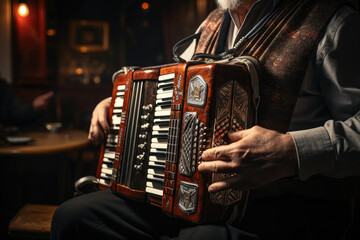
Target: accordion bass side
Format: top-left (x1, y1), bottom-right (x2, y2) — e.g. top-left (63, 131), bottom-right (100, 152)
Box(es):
top-left (96, 62), bottom-right (256, 223)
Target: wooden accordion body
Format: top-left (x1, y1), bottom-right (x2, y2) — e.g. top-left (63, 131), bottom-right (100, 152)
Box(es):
top-left (96, 62), bottom-right (256, 223)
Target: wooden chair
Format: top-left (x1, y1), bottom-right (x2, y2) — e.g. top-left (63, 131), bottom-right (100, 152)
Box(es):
top-left (8, 204), bottom-right (58, 240)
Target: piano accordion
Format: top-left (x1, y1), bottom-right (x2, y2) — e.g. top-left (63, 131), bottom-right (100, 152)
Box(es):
top-left (96, 61), bottom-right (256, 223)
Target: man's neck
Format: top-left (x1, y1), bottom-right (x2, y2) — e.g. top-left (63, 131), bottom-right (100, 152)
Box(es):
top-left (232, 0), bottom-right (257, 26)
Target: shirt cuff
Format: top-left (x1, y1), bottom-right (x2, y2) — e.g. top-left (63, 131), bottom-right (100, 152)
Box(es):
top-left (288, 127), bottom-right (336, 181)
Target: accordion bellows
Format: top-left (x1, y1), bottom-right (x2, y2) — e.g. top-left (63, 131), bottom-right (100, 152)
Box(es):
top-left (96, 62), bottom-right (255, 223)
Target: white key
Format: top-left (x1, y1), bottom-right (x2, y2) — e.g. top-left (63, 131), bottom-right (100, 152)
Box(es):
top-left (149, 155), bottom-right (166, 161)
top-left (101, 167), bottom-right (112, 175)
top-left (155, 110), bottom-right (171, 117)
top-left (114, 100), bottom-right (124, 108)
top-left (146, 174), bottom-right (164, 181)
top-left (102, 157), bottom-right (114, 163)
top-left (155, 105), bottom-right (171, 112)
top-left (156, 98), bottom-right (172, 105)
top-left (145, 187), bottom-right (163, 196)
top-left (150, 148), bottom-right (167, 154)
top-left (147, 168), bottom-right (165, 176)
top-left (112, 115), bottom-right (121, 124)
top-left (157, 88), bottom-right (173, 94)
top-left (151, 142), bottom-right (167, 150)
top-left (151, 138), bottom-right (167, 144)
top-left (99, 179), bottom-right (110, 185)
top-left (149, 160), bottom-right (165, 167)
top-left (157, 89), bottom-right (173, 95)
top-left (115, 97), bottom-right (124, 104)
top-left (152, 125), bottom-right (169, 131)
top-left (104, 152), bottom-right (116, 159)
top-left (154, 118), bottom-right (170, 124)
top-left (146, 181), bottom-right (163, 189)
top-left (100, 173), bottom-right (111, 179)
top-left (158, 73), bottom-right (175, 81)
top-left (157, 92), bottom-right (173, 99)
top-left (151, 130), bottom-right (169, 136)
top-left (117, 85), bottom-right (126, 91)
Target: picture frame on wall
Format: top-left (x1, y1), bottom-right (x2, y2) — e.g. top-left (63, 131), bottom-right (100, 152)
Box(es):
top-left (70, 20), bottom-right (109, 53)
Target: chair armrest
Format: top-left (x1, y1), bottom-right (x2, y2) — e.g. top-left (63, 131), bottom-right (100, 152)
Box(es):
top-left (74, 176), bottom-right (99, 196)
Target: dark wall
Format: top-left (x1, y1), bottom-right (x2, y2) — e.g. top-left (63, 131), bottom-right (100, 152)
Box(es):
top-left (43, 0), bottom-right (215, 129)
top-left (46, 0), bottom-right (165, 128)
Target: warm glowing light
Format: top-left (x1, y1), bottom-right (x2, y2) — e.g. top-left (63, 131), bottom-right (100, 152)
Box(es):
top-left (18, 3), bottom-right (29, 17)
top-left (141, 2), bottom-right (150, 10)
top-left (80, 46), bottom-right (88, 53)
top-left (93, 76), bottom-right (101, 84)
top-left (47, 29), bottom-right (57, 36)
top-left (75, 67), bottom-right (84, 75)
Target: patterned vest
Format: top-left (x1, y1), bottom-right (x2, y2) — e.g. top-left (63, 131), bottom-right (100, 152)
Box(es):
top-left (194, 0), bottom-right (360, 206)
top-left (194, 0), bottom-right (348, 133)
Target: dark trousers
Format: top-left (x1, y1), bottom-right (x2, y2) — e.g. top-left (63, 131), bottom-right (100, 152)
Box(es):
top-left (239, 194), bottom-right (355, 240)
top-left (50, 189), bottom-right (258, 240)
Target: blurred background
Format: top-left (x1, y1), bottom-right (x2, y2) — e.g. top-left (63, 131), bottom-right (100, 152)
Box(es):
top-left (1, 0), bottom-right (217, 130)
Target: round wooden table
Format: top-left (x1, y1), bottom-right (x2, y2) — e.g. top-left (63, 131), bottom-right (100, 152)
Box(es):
top-left (0, 129), bottom-right (90, 156)
top-left (0, 129), bottom-right (92, 234)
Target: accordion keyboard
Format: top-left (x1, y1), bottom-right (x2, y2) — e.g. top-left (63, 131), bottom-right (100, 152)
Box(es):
top-left (99, 84), bottom-right (125, 186)
top-left (146, 73), bottom-right (175, 196)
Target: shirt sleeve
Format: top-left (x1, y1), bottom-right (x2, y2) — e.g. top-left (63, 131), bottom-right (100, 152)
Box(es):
top-left (289, 6), bottom-right (360, 180)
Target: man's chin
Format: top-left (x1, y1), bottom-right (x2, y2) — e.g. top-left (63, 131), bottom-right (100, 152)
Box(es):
top-left (216, 0), bottom-right (245, 10)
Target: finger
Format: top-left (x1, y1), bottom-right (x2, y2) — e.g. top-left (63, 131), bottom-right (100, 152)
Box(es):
top-left (40, 91), bottom-right (54, 101)
top-left (198, 160), bottom-right (236, 174)
top-left (97, 113), bottom-right (110, 134)
top-left (88, 123), bottom-right (104, 145)
top-left (228, 129), bottom-right (250, 142)
top-left (88, 128), bottom-right (98, 145)
top-left (201, 145), bottom-right (233, 161)
top-left (208, 174), bottom-right (243, 193)
top-left (44, 91), bottom-right (54, 98)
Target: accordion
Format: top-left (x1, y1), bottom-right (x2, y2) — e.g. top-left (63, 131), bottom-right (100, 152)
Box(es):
top-left (95, 60), bottom-right (258, 223)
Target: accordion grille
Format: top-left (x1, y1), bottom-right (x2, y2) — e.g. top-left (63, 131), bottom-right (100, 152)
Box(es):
top-left (118, 80), bottom-right (144, 186)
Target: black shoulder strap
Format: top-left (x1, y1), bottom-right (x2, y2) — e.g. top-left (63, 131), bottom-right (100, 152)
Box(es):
top-left (172, 33), bottom-right (201, 63)
top-left (214, 10), bottom-right (232, 54)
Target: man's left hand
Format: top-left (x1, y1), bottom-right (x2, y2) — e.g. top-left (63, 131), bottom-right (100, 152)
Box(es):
top-left (198, 126), bottom-right (298, 193)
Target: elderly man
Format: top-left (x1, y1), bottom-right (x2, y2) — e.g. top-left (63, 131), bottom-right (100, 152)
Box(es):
top-left (51, 0), bottom-right (360, 239)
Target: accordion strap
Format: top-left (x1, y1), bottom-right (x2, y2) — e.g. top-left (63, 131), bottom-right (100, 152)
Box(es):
top-left (172, 32), bottom-right (202, 63)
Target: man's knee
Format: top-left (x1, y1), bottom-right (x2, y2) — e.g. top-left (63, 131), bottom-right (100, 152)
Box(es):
top-left (51, 192), bottom-right (101, 239)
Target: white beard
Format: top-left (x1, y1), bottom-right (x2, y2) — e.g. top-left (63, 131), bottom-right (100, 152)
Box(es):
top-left (216, 0), bottom-right (246, 10)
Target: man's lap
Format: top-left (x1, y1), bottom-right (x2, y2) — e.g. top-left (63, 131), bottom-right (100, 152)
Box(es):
top-left (51, 189), bottom-right (257, 240)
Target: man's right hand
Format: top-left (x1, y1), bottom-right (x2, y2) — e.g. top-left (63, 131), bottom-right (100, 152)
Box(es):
top-left (88, 97), bottom-right (112, 145)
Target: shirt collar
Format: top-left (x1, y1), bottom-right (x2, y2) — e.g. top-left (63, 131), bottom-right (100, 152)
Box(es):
top-left (226, 0), bottom-right (280, 48)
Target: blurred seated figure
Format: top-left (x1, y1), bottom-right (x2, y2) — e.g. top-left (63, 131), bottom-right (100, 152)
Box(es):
top-left (0, 78), bottom-right (54, 127)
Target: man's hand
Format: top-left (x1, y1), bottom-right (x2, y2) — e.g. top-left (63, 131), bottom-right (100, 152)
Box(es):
top-left (32, 91), bottom-right (54, 110)
top-left (88, 97), bottom-right (112, 145)
top-left (198, 126), bottom-right (298, 193)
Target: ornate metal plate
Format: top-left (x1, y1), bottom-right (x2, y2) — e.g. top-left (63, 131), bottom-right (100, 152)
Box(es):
top-left (187, 75), bottom-right (208, 108)
top-left (178, 181), bottom-right (199, 215)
